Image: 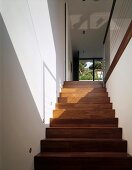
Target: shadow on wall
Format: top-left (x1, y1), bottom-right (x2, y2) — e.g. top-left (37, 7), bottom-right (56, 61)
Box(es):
top-left (43, 61), bottom-right (57, 125)
top-left (0, 14), bottom-right (45, 170)
top-left (47, 0), bottom-right (65, 95)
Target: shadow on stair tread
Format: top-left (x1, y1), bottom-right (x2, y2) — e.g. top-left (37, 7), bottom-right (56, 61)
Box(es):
top-left (34, 81), bottom-right (132, 170)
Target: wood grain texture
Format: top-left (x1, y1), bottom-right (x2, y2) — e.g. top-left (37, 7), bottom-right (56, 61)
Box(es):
top-left (53, 109), bottom-right (115, 119)
top-left (60, 92), bottom-right (108, 97)
top-left (50, 118), bottom-right (118, 127)
top-left (62, 87), bottom-right (106, 93)
top-left (34, 81), bottom-right (132, 169)
top-left (46, 127), bottom-right (122, 139)
top-left (56, 103), bottom-right (112, 109)
top-left (58, 97), bottom-right (110, 103)
top-left (63, 81), bottom-right (103, 88)
top-left (41, 138), bottom-right (127, 152)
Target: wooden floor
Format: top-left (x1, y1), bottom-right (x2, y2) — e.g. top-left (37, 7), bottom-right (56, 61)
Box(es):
top-left (34, 81), bottom-right (132, 170)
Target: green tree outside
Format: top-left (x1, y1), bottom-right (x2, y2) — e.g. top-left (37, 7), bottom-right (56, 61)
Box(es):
top-left (79, 61), bottom-right (103, 80)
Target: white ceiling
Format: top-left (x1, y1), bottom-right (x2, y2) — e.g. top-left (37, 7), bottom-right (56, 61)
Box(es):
top-left (66, 0), bottom-right (113, 58)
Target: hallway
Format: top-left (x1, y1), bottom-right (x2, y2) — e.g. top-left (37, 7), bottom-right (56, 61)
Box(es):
top-left (0, 0), bottom-right (132, 170)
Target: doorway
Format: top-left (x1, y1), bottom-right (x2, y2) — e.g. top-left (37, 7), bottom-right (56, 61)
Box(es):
top-left (79, 58), bottom-right (103, 81)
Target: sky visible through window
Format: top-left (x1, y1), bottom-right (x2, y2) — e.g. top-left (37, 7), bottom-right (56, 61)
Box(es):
top-left (86, 61), bottom-right (93, 68)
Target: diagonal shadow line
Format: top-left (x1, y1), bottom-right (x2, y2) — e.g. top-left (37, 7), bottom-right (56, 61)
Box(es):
top-left (43, 61), bottom-right (56, 82)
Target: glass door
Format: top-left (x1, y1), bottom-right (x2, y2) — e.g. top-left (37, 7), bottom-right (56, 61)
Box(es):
top-left (79, 59), bottom-right (103, 81)
top-left (94, 59), bottom-right (103, 81)
top-left (79, 60), bottom-right (93, 81)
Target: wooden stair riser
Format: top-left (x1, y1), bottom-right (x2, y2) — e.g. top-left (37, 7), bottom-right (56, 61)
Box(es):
top-left (41, 139), bottom-right (127, 152)
top-left (63, 81), bottom-right (103, 88)
top-left (50, 118), bottom-right (118, 127)
top-left (63, 85), bottom-right (103, 88)
top-left (46, 128), bottom-right (122, 139)
top-left (61, 88), bottom-right (106, 93)
top-left (53, 109), bottom-right (115, 115)
top-left (64, 81), bottom-right (103, 85)
top-left (53, 111), bottom-right (115, 119)
top-left (56, 103), bottom-right (112, 109)
top-left (34, 156), bottom-right (132, 170)
top-left (58, 97), bottom-right (110, 103)
top-left (60, 92), bottom-right (108, 97)
top-left (34, 81), bottom-right (132, 170)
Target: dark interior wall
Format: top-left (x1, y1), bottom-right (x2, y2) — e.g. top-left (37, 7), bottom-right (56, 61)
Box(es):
top-left (73, 51), bottom-right (79, 81)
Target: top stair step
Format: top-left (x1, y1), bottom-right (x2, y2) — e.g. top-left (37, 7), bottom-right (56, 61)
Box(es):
top-left (63, 81), bottom-right (103, 88)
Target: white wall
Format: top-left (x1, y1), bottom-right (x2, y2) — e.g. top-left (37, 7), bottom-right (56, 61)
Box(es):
top-left (23, 0), bottom-right (66, 124)
top-left (0, 0), bottom-right (1, 11)
top-left (0, 14), bottom-right (2, 170)
top-left (1, 14), bottom-right (45, 170)
top-left (1, 0), bottom-right (44, 120)
top-left (104, 29), bottom-right (110, 76)
top-left (1, 0), bottom-right (66, 123)
top-left (106, 39), bottom-right (132, 155)
top-left (47, 0), bottom-right (65, 122)
top-left (66, 3), bottom-right (73, 81)
top-left (105, 0), bottom-right (132, 154)
top-left (104, 0), bottom-right (132, 71)
top-left (0, 0), bottom-right (66, 169)
top-left (109, 0), bottom-right (132, 64)
top-left (47, 0), bottom-right (65, 85)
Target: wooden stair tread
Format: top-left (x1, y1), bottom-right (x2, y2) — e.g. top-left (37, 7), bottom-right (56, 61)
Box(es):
top-left (63, 81), bottom-right (103, 88)
top-left (61, 88), bottom-right (106, 93)
top-left (60, 92), bottom-right (108, 97)
top-left (59, 97), bottom-right (110, 99)
top-left (64, 81), bottom-right (103, 84)
top-left (62, 87), bottom-right (106, 90)
top-left (58, 97), bottom-right (110, 103)
top-left (34, 81), bottom-right (132, 169)
top-left (53, 109), bottom-right (115, 118)
top-left (41, 138), bottom-right (127, 152)
top-left (50, 118), bottom-right (118, 124)
top-left (54, 108), bottom-right (115, 111)
top-left (36, 152), bottom-right (131, 158)
top-left (50, 118), bottom-right (118, 121)
top-left (44, 138), bottom-right (125, 141)
top-left (56, 103), bottom-right (111, 105)
top-left (46, 127), bottom-right (122, 139)
top-left (53, 109), bottom-right (115, 114)
top-left (55, 103), bottom-right (113, 111)
top-left (47, 127), bottom-right (121, 129)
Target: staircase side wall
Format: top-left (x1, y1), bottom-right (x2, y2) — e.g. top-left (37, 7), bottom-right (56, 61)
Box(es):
top-left (0, 0), bottom-right (66, 169)
top-left (0, 14), bottom-right (2, 170)
top-left (104, 0), bottom-right (132, 74)
top-left (0, 14), bottom-right (45, 170)
top-left (106, 39), bottom-right (132, 155)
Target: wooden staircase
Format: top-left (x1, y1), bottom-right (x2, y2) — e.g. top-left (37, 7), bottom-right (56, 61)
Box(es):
top-left (34, 81), bottom-right (132, 170)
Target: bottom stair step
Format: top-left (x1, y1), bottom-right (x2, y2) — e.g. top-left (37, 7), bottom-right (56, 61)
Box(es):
top-left (34, 152), bottom-right (132, 170)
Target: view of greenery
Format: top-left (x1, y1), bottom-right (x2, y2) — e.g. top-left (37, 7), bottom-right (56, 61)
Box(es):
top-left (79, 60), bottom-right (103, 80)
